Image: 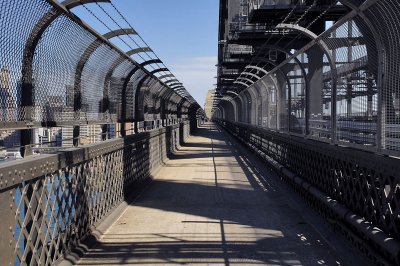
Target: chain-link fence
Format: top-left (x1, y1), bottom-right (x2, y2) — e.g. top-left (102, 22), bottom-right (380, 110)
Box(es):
top-left (0, 0), bottom-right (201, 156)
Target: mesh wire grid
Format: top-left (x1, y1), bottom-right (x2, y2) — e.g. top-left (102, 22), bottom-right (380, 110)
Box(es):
top-left (222, 0), bottom-right (399, 154)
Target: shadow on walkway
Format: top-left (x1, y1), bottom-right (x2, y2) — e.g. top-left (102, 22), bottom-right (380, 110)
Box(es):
top-left (77, 123), bottom-right (368, 266)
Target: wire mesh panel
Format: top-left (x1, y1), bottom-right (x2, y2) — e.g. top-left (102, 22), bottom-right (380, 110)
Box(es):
top-left (126, 69), bottom-right (146, 121)
top-left (152, 83), bottom-right (166, 119)
top-left (258, 80), bottom-right (270, 127)
top-left (0, 0), bottom-right (192, 133)
top-left (365, 0), bottom-right (400, 153)
top-left (327, 20), bottom-right (377, 146)
top-left (110, 60), bottom-right (134, 120)
top-left (220, 0), bottom-right (400, 155)
top-left (215, 0), bottom-right (400, 262)
top-left (33, 14), bottom-right (97, 123)
top-left (0, 0), bottom-right (53, 123)
top-left (1, 2), bottom-right (196, 263)
top-left (81, 44), bottom-right (121, 121)
top-left (238, 93), bottom-right (248, 123)
top-left (247, 86), bottom-right (259, 124)
top-left (288, 55), bottom-right (307, 134)
top-left (0, 123), bottom-right (189, 265)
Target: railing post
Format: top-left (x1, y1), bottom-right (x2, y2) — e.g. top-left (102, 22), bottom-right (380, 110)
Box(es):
top-left (0, 190), bottom-right (16, 266)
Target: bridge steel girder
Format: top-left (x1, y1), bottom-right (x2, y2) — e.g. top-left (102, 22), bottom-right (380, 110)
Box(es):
top-left (275, 23), bottom-right (336, 71)
top-left (271, 24), bottom-right (335, 135)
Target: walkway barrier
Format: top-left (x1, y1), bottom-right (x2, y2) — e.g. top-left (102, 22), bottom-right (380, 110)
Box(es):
top-left (214, 0), bottom-right (400, 157)
top-left (217, 119), bottom-right (400, 265)
top-left (0, 121), bottom-right (191, 266)
top-left (0, 0), bottom-right (202, 157)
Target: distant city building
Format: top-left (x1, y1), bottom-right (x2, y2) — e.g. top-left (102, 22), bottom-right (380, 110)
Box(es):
top-left (0, 130), bottom-right (21, 149)
top-left (33, 127), bottom-right (61, 147)
top-left (1, 65), bottom-right (23, 120)
top-left (0, 65), bottom-right (22, 148)
top-left (204, 89), bottom-right (216, 119)
top-left (61, 127), bottom-right (74, 147)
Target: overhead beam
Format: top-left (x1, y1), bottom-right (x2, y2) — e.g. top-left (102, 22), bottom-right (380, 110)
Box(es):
top-left (103, 28), bottom-right (137, 39)
top-left (140, 59), bottom-right (162, 67)
top-left (245, 65), bottom-right (269, 75)
top-left (233, 81), bottom-right (249, 88)
top-left (165, 79), bottom-right (180, 85)
top-left (169, 82), bottom-right (183, 88)
top-left (158, 74), bottom-right (175, 80)
top-left (237, 77), bottom-right (255, 85)
top-left (126, 47), bottom-right (152, 56)
top-left (150, 68), bottom-right (169, 75)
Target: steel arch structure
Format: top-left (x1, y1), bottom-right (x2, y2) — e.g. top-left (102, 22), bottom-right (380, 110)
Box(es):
top-left (0, 2), bottom-right (203, 265)
top-left (215, 0), bottom-right (400, 264)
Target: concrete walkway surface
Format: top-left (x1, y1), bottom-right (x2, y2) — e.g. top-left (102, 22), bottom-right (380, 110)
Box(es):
top-left (77, 123), bottom-right (370, 266)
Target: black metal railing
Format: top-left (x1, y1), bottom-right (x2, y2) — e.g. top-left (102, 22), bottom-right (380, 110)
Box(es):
top-left (217, 119), bottom-right (400, 265)
top-left (0, 122), bottom-right (191, 265)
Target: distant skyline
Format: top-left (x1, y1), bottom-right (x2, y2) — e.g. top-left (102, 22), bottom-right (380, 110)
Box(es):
top-left (71, 0), bottom-right (219, 107)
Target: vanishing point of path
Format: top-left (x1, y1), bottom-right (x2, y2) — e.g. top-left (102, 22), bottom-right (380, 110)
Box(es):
top-left (77, 123), bottom-right (370, 266)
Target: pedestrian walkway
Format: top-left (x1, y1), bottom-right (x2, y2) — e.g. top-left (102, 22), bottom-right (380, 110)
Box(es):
top-left (77, 123), bottom-right (368, 265)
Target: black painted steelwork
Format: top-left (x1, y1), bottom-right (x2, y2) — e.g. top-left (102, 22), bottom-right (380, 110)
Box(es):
top-left (0, 0), bottom-right (201, 131)
top-left (0, 1), bottom-right (204, 264)
top-left (217, 119), bottom-right (400, 265)
top-left (215, 0), bottom-right (400, 155)
top-left (214, 0), bottom-right (400, 264)
top-left (0, 122), bottom-right (192, 265)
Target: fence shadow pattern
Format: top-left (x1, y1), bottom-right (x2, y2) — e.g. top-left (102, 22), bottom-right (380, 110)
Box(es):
top-left (218, 120), bottom-right (400, 265)
top-left (0, 122), bottom-right (191, 266)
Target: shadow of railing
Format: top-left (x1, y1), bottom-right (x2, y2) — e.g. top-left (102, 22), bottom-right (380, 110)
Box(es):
top-left (76, 122), bottom-right (355, 265)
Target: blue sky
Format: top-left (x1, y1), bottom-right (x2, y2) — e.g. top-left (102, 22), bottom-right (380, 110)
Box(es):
top-left (71, 0), bottom-right (219, 107)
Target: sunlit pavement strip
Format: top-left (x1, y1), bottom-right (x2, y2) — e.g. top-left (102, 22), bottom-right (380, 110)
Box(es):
top-left (77, 123), bottom-right (352, 266)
